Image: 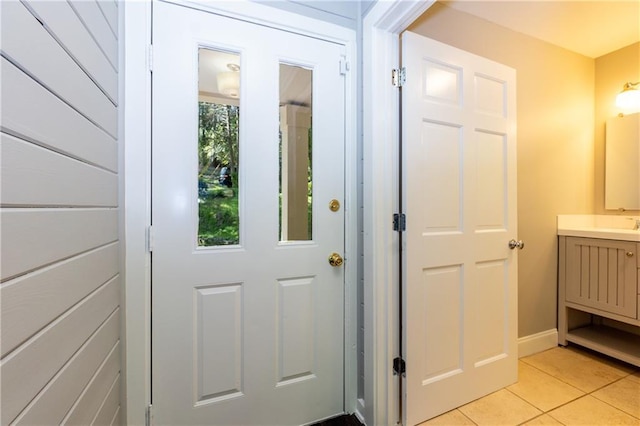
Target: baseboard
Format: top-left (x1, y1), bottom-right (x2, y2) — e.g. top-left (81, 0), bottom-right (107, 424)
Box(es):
top-left (518, 328), bottom-right (558, 358)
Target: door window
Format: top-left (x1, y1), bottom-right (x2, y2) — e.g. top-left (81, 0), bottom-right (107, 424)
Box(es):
top-left (279, 63), bottom-right (313, 242)
top-left (197, 48), bottom-right (241, 246)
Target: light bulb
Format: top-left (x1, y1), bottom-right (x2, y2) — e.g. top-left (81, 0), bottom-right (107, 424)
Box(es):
top-left (615, 82), bottom-right (640, 112)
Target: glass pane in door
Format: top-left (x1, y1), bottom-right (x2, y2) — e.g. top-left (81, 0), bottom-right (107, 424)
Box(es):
top-left (279, 63), bottom-right (313, 241)
top-left (197, 48), bottom-right (241, 246)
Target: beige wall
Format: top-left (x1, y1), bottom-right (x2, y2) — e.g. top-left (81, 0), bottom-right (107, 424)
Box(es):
top-left (594, 42), bottom-right (640, 215)
top-left (408, 2), bottom-right (596, 338)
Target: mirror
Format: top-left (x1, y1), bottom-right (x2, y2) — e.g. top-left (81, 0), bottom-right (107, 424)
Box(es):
top-left (605, 112), bottom-right (640, 210)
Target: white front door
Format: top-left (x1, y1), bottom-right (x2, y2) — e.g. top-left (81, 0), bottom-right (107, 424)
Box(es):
top-left (152, 2), bottom-right (346, 425)
top-left (402, 32), bottom-right (519, 425)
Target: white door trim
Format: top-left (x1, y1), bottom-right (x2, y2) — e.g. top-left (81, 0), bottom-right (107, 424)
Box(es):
top-left (122, 2), bottom-right (152, 425)
top-left (123, 2), bottom-right (357, 425)
top-left (362, 2), bottom-right (435, 425)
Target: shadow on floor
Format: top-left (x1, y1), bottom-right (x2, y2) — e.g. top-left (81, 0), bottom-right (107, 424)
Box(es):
top-left (310, 414), bottom-right (364, 426)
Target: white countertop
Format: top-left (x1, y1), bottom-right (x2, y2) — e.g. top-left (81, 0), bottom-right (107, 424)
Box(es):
top-left (557, 215), bottom-right (640, 242)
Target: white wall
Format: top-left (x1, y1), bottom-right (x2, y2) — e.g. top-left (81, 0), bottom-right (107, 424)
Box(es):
top-left (1, 1), bottom-right (121, 424)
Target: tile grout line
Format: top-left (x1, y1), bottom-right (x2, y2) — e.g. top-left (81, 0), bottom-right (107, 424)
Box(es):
top-left (514, 352), bottom-right (639, 424)
top-left (587, 376), bottom-right (640, 420)
top-left (517, 358), bottom-right (586, 394)
top-left (425, 348), bottom-right (639, 426)
top-left (498, 387), bottom-right (547, 426)
top-left (456, 409), bottom-right (478, 426)
top-left (516, 411), bottom-right (567, 426)
top-left (520, 351), bottom-right (636, 396)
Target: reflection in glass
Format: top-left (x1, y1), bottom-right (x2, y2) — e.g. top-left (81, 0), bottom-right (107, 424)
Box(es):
top-left (279, 64), bottom-right (313, 241)
top-left (197, 48), bottom-right (240, 246)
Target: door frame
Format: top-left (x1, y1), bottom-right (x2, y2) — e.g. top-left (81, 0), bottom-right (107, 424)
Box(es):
top-left (361, 1), bottom-right (435, 425)
top-left (122, 2), bottom-right (357, 425)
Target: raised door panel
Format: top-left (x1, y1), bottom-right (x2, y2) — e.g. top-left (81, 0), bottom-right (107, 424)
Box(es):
top-left (418, 121), bottom-right (462, 233)
top-left (276, 276), bottom-right (316, 385)
top-left (474, 131), bottom-right (506, 231)
top-left (194, 283), bottom-right (243, 404)
top-left (418, 265), bottom-right (463, 384)
top-left (472, 260), bottom-right (508, 365)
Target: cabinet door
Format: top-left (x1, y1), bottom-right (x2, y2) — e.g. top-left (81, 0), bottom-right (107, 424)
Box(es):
top-left (565, 237), bottom-right (637, 318)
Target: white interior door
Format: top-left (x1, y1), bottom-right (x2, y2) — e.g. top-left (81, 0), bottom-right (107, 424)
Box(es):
top-left (152, 2), bottom-right (346, 425)
top-left (402, 31), bottom-right (519, 425)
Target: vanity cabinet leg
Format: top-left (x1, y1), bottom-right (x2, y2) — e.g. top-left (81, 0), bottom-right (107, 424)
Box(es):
top-left (558, 306), bottom-right (568, 346)
top-left (558, 236), bottom-right (567, 346)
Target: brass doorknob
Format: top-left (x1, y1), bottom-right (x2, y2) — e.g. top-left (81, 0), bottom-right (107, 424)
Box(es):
top-left (328, 253), bottom-right (344, 267)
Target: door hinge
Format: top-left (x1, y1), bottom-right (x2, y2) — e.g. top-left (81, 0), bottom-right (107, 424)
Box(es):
top-left (340, 58), bottom-right (350, 75)
top-left (392, 67), bottom-right (406, 87)
top-left (145, 404), bottom-right (153, 426)
top-left (393, 357), bottom-right (406, 376)
top-left (148, 44), bottom-right (153, 72)
top-left (146, 225), bottom-right (154, 252)
top-left (393, 213), bottom-right (406, 232)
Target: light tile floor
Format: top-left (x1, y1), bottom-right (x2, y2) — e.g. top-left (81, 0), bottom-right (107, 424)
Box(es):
top-left (420, 345), bottom-right (640, 426)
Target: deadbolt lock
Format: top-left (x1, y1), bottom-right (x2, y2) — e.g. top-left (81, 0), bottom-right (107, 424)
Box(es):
top-left (329, 199), bottom-right (340, 212)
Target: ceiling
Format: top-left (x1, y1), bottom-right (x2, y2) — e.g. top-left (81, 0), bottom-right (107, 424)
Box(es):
top-left (198, 1), bottom-right (639, 102)
top-left (441, 0), bottom-right (640, 58)
top-left (199, 49), bottom-right (241, 105)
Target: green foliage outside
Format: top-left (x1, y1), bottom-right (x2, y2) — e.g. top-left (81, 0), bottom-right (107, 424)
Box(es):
top-left (198, 102), bottom-right (240, 246)
top-left (197, 101), bottom-right (314, 245)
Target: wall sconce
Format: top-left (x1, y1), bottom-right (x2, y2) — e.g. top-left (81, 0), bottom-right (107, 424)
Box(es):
top-left (217, 63), bottom-right (240, 98)
top-left (615, 82), bottom-right (640, 112)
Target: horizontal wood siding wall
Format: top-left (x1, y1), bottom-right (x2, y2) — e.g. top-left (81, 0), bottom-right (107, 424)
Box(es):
top-left (1, 1), bottom-right (121, 424)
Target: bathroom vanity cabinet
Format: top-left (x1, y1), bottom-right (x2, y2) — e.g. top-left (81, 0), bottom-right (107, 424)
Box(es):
top-left (558, 236), bottom-right (640, 366)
